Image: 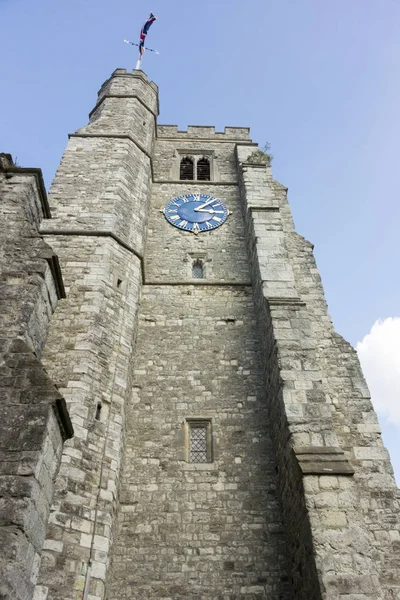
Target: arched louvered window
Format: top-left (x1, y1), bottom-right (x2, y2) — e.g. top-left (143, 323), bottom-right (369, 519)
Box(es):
top-left (197, 157), bottom-right (211, 181)
top-left (180, 157), bottom-right (194, 180)
top-left (192, 260), bottom-right (204, 279)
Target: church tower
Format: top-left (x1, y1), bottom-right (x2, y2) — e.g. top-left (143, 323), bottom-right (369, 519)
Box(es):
top-left (13, 68), bottom-right (398, 599)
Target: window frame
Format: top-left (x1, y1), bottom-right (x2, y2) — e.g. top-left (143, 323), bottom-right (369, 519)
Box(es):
top-left (174, 150), bottom-right (215, 182)
top-left (179, 156), bottom-right (194, 180)
top-left (185, 419), bottom-right (213, 464)
top-left (192, 259), bottom-right (204, 279)
top-left (196, 157), bottom-right (211, 181)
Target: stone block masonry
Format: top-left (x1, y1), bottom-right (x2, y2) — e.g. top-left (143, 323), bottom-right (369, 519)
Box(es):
top-left (107, 285), bottom-right (291, 599)
top-left (0, 155), bottom-right (73, 600)
top-left (34, 71), bottom-right (158, 600)
top-left (106, 124), bottom-right (292, 598)
top-left (1, 65), bottom-right (397, 600)
top-left (236, 144), bottom-right (400, 598)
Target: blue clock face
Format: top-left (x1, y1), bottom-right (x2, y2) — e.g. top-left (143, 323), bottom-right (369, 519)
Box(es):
top-left (163, 194), bottom-right (229, 234)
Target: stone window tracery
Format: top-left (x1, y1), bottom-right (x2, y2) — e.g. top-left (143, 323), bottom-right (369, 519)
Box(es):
top-left (196, 157), bottom-right (211, 181)
top-left (178, 154), bottom-right (213, 181)
top-left (180, 157), bottom-right (194, 180)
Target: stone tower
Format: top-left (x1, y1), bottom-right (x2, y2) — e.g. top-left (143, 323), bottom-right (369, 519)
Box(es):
top-left (1, 68), bottom-right (399, 600)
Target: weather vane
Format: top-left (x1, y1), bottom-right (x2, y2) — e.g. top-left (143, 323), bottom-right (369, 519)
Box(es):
top-left (124, 12), bottom-right (158, 70)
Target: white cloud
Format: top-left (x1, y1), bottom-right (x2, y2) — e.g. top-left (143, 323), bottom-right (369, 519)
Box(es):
top-left (356, 317), bottom-right (400, 427)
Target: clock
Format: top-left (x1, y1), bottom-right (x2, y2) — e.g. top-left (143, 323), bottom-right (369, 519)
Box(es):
top-left (163, 194), bottom-right (229, 234)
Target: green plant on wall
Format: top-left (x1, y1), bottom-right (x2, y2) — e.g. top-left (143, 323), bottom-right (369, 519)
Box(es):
top-left (247, 143), bottom-right (273, 166)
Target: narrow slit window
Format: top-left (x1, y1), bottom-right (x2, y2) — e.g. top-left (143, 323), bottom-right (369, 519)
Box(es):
top-left (197, 157), bottom-right (211, 181)
top-left (95, 402), bottom-right (102, 421)
top-left (192, 260), bottom-right (204, 279)
top-left (180, 157), bottom-right (194, 180)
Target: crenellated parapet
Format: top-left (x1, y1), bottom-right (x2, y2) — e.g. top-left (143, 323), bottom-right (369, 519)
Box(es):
top-left (157, 124), bottom-right (251, 140)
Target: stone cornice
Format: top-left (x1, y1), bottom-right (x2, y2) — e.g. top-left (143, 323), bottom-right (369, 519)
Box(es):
top-left (144, 280), bottom-right (251, 287)
top-left (0, 165), bottom-right (51, 218)
top-left (152, 180), bottom-right (238, 186)
top-left (40, 229), bottom-right (146, 283)
top-left (157, 138), bottom-right (257, 145)
top-left (293, 446), bottom-right (354, 476)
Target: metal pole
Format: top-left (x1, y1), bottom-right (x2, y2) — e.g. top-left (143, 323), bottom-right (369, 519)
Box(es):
top-left (82, 565), bottom-right (92, 600)
top-left (135, 58), bottom-right (142, 70)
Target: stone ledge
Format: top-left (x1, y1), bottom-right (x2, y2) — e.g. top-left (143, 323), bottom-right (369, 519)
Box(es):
top-left (144, 280), bottom-right (252, 287)
top-left (152, 180), bottom-right (238, 186)
top-left (249, 206), bottom-right (280, 212)
top-left (181, 462), bottom-right (218, 471)
top-left (294, 446), bottom-right (354, 476)
top-left (267, 296), bottom-right (306, 307)
top-left (157, 135), bottom-right (257, 145)
top-left (242, 162), bottom-right (269, 169)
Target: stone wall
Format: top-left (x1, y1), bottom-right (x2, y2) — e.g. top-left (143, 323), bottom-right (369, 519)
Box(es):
top-left (6, 64), bottom-right (397, 600)
top-left (236, 145), bottom-right (400, 599)
top-left (34, 70), bottom-right (158, 600)
top-left (106, 134), bottom-right (292, 598)
top-left (0, 155), bottom-right (72, 600)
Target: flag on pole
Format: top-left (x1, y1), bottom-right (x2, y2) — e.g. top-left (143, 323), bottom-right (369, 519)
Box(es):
top-left (124, 13), bottom-right (158, 69)
top-left (138, 13), bottom-right (157, 57)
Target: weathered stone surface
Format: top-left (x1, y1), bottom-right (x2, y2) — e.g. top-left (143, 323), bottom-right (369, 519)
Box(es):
top-left (0, 158), bottom-right (72, 600)
top-left (236, 143), bottom-right (400, 598)
top-left (3, 67), bottom-right (399, 600)
top-left (35, 70), bottom-right (158, 600)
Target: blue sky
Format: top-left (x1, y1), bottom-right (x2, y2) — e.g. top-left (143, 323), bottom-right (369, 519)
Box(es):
top-left (1, 0), bottom-right (399, 482)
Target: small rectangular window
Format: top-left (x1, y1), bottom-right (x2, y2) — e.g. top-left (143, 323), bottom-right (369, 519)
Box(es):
top-left (192, 260), bottom-right (204, 279)
top-left (187, 420), bottom-right (212, 463)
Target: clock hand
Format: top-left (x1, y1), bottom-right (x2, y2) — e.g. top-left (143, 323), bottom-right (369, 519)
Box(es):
top-left (196, 209), bottom-right (225, 214)
top-left (194, 198), bottom-right (216, 211)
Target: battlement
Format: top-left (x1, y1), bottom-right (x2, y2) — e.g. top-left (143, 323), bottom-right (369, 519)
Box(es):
top-left (157, 124), bottom-right (252, 141)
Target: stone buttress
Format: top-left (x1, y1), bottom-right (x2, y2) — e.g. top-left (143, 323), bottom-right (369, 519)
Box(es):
top-left (0, 155), bottom-right (72, 600)
top-left (236, 145), bottom-right (400, 599)
top-left (34, 70), bottom-right (158, 600)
